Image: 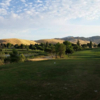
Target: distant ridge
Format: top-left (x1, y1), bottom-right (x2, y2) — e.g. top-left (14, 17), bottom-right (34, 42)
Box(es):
top-left (0, 36), bottom-right (99, 45)
top-left (0, 38), bottom-right (38, 45)
top-left (59, 36), bottom-right (100, 44)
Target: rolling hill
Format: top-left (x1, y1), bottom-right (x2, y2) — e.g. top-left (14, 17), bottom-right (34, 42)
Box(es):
top-left (60, 36), bottom-right (100, 44)
top-left (0, 36), bottom-right (99, 45)
top-left (0, 38), bottom-right (38, 45)
top-left (36, 38), bottom-right (95, 45)
top-left (67, 39), bottom-right (93, 44)
top-left (35, 39), bottom-right (64, 44)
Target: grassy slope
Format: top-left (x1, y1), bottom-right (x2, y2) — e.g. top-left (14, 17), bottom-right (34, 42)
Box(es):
top-left (0, 38), bottom-right (37, 45)
top-left (36, 39), bottom-right (64, 44)
top-left (36, 38), bottom-right (95, 44)
top-left (1, 48), bottom-right (100, 100)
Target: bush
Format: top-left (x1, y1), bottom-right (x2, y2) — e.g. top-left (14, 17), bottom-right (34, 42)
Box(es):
top-left (4, 57), bottom-right (10, 63)
top-left (9, 49), bottom-right (26, 63)
top-left (10, 49), bottom-right (20, 63)
top-left (5, 52), bottom-right (9, 54)
top-left (0, 49), bottom-right (3, 51)
top-left (19, 54), bottom-right (25, 62)
top-left (0, 52), bottom-right (5, 60)
top-left (0, 60), bottom-right (4, 65)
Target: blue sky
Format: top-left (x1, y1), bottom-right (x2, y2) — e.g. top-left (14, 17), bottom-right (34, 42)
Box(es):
top-left (0, 0), bottom-right (100, 40)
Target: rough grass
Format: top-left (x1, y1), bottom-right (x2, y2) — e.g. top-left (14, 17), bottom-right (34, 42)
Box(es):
top-left (1, 48), bottom-right (100, 100)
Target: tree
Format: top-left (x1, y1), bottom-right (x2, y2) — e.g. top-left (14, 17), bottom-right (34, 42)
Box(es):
top-left (14, 44), bottom-right (19, 49)
top-left (87, 43), bottom-right (90, 48)
top-left (55, 43), bottom-right (60, 58)
top-left (0, 43), bottom-right (6, 49)
top-left (45, 47), bottom-right (51, 53)
top-left (25, 45), bottom-right (29, 51)
top-left (20, 44), bottom-right (25, 49)
top-left (93, 44), bottom-right (97, 48)
top-left (37, 46), bottom-right (44, 50)
top-left (77, 40), bottom-right (80, 46)
top-left (63, 41), bottom-right (74, 55)
top-left (46, 42), bottom-right (49, 47)
top-left (55, 43), bottom-right (66, 58)
top-left (98, 43), bottom-right (100, 47)
top-left (10, 49), bottom-right (20, 62)
top-left (50, 45), bottom-right (55, 57)
top-left (90, 41), bottom-right (92, 48)
top-left (81, 44), bottom-right (87, 49)
top-left (40, 43), bottom-right (45, 50)
top-left (34, 44), bottom-right (39, 49)
top-left (7, 43), bottom-right (12, 48)
top-left (72, 44), bottom-right (79, 51)
top-left (63, 41), bottom-right (71, 46)
top-left (58, 44), bottom-right (66, 58)
top-left (29, 44), bottom-right (34, 49)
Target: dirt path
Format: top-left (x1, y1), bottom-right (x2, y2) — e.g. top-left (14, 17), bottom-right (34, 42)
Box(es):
top-left (28, 56), bottom-right (55, 61)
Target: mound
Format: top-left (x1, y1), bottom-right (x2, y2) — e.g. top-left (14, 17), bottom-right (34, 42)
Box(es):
top-left (36, 39), bottom-right (64, 44)
top-left (0, 38), bottom-right (38, 45)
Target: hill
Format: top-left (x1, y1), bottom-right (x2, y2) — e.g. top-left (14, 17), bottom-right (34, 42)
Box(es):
top-left (65, 39), bottom-right (92, 44)
top-left (36, 39), bottom-right (64, 44)
top-left (36, 38), bottom-right (94, 45)
top-left (0, 38), bottom-right (38, 45)
top-left (0, 36), bottom-right (98, 45)
top-left (60, 36), bottom-right (100, 44)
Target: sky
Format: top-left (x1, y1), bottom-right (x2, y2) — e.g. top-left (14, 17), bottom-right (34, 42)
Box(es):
top-left (0, 0), bottom-right (100, 40)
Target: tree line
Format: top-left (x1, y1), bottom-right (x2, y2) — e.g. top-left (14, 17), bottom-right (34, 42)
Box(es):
top-left (0, 40), bottom-right (97, 50)
top-left (0, 40), bottom-right (99, 65)
top-left (0, 40), bottom-right (97, 57)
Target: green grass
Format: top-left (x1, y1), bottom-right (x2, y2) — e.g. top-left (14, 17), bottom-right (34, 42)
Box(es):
top-left (1, 48), bottom-right (100, 100)
top-left (68, 48), bottom-right (100, 59)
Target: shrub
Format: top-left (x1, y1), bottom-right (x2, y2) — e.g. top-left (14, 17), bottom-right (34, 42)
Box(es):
top-left (19, 54), bottom-right (25, 62)
top-left (6, 49), bottom-right (26, 63)
top-left (4, 57), bottom-right (10, 63)
top-left (10, 49), bottom-right (20, 63)
top-left (0, 52), bottom-right (5, 60)
top-left (0, 52), bottom-right (5, 65)
top-left (0, 60), bottom-right (4, 65)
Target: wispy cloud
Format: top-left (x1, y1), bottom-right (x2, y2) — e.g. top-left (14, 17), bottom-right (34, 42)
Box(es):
top-left (20, 0), bottom-right (26, 3)
top-left (0, 0), bottom-right (100, 39)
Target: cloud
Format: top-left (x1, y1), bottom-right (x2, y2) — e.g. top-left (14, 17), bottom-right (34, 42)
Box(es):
top-left (37, 0), bottom-right (42, 3)
top-left (0, 0), bottom-right (100, 39)
top-left (0, 8), bottom-right (7, 15)
top-left (1, 0), bottom-right (100, 20)
top-left (20, 0), bottom-right (26, 3)
top-left (0, 0), bottom-right (11, 8)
